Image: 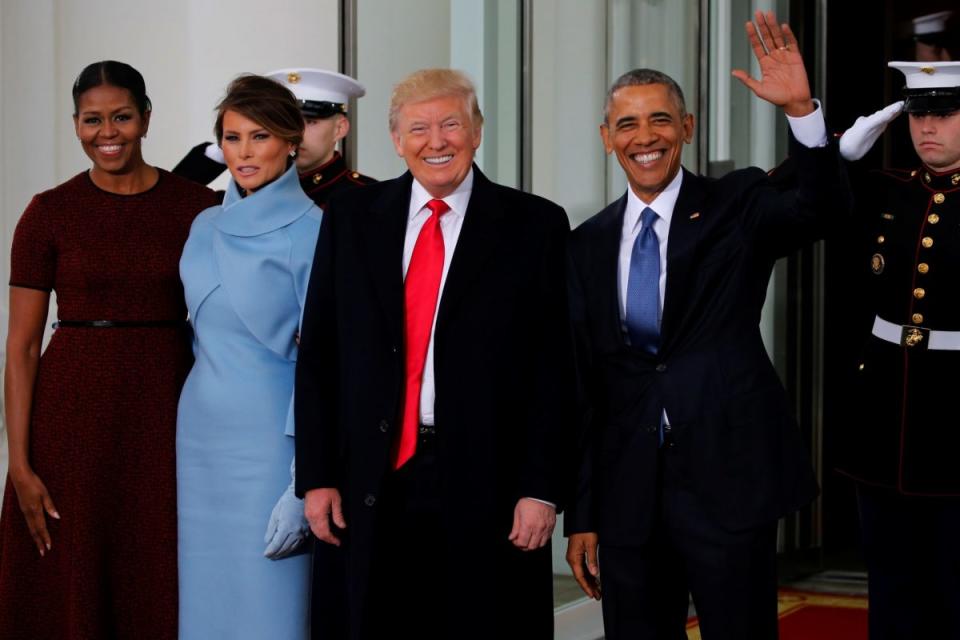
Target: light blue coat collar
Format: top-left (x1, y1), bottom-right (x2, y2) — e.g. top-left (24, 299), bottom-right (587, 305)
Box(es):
top-left (216, 164), bottom-right (315, 237)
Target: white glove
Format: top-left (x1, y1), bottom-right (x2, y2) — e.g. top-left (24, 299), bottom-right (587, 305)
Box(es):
top-left (204, 142), bottom-right (226, 164)
top-left (263, 458), bottom-right (310, 559)
top-left (839, 101), bottom-right (904, 161)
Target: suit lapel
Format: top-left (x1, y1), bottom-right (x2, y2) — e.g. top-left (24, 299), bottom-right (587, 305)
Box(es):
top-left (659, 169), bottom-right (706, 353)
top-left (435, 167), bottom-right (506, 334)
top-left (363, 172), bottom-right (412, 343)
top-left (595, 195), bottom-right (628, 346)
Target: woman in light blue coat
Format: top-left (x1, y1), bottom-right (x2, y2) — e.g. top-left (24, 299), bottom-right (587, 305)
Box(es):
top-left (177, 75), bottom-right (321, 639)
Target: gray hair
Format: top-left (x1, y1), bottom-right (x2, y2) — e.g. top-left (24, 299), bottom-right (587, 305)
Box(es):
top-left (602, 69), bottom-right (687, 124)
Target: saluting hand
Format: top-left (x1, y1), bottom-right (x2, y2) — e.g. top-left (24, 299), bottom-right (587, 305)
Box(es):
top-left (732, 10), bottom-right (814, 117)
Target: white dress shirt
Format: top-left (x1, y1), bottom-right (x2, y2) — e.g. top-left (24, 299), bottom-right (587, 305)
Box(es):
top-left (402, 169), bottom-right (474, 426)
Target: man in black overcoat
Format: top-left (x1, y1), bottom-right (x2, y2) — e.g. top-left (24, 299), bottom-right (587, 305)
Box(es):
top-left (295, 68), bottom-right (574, 640)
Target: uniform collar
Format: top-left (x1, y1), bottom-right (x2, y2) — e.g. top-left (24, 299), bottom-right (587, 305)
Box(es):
top-left (916, 165), bottom-right (960, 191)
top-left (217, 164), bottom-right (315, 236)
top-left (299, 151), bottom-right (347, 188)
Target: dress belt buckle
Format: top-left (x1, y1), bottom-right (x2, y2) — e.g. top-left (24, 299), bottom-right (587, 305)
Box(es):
top-left (900, 324), bottom-right (929, 350)
top-left (418, 425), bottom-right (436, 435)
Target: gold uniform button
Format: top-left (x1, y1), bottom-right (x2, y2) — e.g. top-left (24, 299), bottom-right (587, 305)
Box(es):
top-left (352, 172), bottom-right (360, 178)
top-left (928, 213), bottom-right (940, 224)
top-left (922, 236), bottom-right (934, 248)
top-left (911, 170), bottom-right (918, 177)
top-left (877, 235), bottom-right (885, 244)
top-left (934, 193), bottom-right (946, 204)
top-left (918, 263), bottom-right (929, 274)
top-left (912, 313), bottom-right (924, 324)
top-left (914, 287), bottom-right (926, 299)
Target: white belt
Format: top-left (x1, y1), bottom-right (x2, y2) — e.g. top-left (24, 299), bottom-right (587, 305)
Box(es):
top-left (872, 316), bottom-right (960, 350)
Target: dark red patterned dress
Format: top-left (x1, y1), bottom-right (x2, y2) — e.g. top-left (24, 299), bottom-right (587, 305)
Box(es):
top-left (0, 170), bottom-right (218, 640)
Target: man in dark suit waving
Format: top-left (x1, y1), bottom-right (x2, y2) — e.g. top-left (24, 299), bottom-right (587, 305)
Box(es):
top-left (564, 12), bottom-right (850, 639)
top-left (295, 68), bottom-right (573, 639)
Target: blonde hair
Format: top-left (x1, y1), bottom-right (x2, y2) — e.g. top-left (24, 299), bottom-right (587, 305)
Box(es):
top-left (388, 68), bottom-right (484, 132)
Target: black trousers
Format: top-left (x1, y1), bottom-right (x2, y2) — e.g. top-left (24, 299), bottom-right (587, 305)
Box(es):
top-left (857, 484), bottom-right (960, 640)
top-left (600, 448), bottom-right (780, 640)
top-left (365, 432), bottom-right (447, 640)
top-left (363, 431), bottom-right (553, 640)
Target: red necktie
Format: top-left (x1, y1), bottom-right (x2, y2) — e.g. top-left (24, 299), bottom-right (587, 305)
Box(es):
top-left (393, 198), bottom-right (449, 469)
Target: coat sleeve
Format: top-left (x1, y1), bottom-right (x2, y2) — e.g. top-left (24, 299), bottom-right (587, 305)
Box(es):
top-left (284, 210), bottom-right (323, 437)
top-left (518, 205), bottom-right (578, 510)
top-left (294, 205), bottom-right (341, 496)
top-left (563, 235), bottom-right (597, 534)
top-left (745, 134), bottom-right (853, 259)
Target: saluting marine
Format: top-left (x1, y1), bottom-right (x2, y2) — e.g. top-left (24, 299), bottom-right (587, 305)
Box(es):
top-left (173, 67), bottom-right (375, 208)
top-left (838, 61), bottom-right (960, 640)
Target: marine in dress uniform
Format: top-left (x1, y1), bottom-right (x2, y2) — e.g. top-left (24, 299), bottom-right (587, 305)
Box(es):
top-left (838, 61), bottom-right (960, 640)
top-left (172, 68), bottom-right (375, 208)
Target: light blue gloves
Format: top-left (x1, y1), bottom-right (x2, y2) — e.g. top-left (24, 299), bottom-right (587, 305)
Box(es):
top-left (263, 458), bottom-right (310, 559)
top-left (839, 101), bottom-right (904, 161)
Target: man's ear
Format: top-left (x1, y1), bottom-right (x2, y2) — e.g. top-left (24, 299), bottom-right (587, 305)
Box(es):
top-left (682, 113), bottom-right (695, 144)
top-left (391, 130), bottom-right (404, 157)
top-left (600, 123), bottom-right (613, 154)
top-left (334, 114), bottom-right (350, 144)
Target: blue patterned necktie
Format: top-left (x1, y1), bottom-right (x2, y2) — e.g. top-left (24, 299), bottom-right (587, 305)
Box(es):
top-left (626, 207), bottom-right (661, 353)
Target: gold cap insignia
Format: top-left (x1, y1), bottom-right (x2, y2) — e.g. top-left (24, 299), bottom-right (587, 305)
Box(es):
top-left (287, 72), bottom-right (301, 84)
top-left (921, 66), bottom-right (935, 75)
top-left (312, 174), bottom-right (323, 184)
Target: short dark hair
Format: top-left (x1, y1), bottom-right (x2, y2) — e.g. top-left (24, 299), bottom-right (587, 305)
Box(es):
top-left (72, 61), bottom-right (151, 116)
top-left (214, 75), bottom-right (304, 148)
top-left (603, 68), bottom-right (688, 124)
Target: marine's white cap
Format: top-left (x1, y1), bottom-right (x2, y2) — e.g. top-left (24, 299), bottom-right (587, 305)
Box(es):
top-left (889, 61), bottom-right (960, 89)
top-left (889, 61), bottom-right (960, 113)
top-left (912, 10), bottom-right (953, 37)
top-left (266, 68), bottom-right (365, 106)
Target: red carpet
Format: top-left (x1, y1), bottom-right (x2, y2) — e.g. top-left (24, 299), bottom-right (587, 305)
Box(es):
top-left (685, 589), bottom-right (868, 639)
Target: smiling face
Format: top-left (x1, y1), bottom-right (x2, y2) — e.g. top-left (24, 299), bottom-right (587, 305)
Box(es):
top-left (601, 83), bottom-right (694, 204)
top-left (909, 111), bottom-right (960, 173)
top-left (73, 84), bottom-right (150, 175)
top-left (390, 94), bottom-right (481, 199)
top-left (220, 109), bottom-right (295, 192)
top-left (297, 114), bottom-right (348, 173)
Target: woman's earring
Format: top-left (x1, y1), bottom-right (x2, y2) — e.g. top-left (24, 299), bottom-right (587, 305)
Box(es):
top-left (289, 149), bottom-right (296, 157)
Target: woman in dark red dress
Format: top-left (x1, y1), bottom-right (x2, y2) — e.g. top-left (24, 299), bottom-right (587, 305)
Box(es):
top-left (0, 61), bottom-right (218, 639)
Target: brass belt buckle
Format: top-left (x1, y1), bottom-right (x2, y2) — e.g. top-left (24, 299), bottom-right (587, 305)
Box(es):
top-left (900, 324), bottom-right (929, 349)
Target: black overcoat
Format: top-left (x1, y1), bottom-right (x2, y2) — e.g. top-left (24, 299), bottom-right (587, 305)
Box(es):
top-left (295, 166), bottom-right (574, 639)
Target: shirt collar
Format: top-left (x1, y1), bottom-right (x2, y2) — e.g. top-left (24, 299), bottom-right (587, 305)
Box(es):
top-left (409, 168), bottom-right (474, 219)
top-left (625, 169), bottom-right (684, 233)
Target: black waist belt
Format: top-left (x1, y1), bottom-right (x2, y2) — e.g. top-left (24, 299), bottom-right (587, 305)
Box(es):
top-left (52, 320), bottom-right (188, 329)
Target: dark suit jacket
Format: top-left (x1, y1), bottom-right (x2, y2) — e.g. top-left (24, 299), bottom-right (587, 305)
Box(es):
top-left (295, 166), bottom-right (574, 638)
top-left (566, 140), bottom-right (851, 547)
